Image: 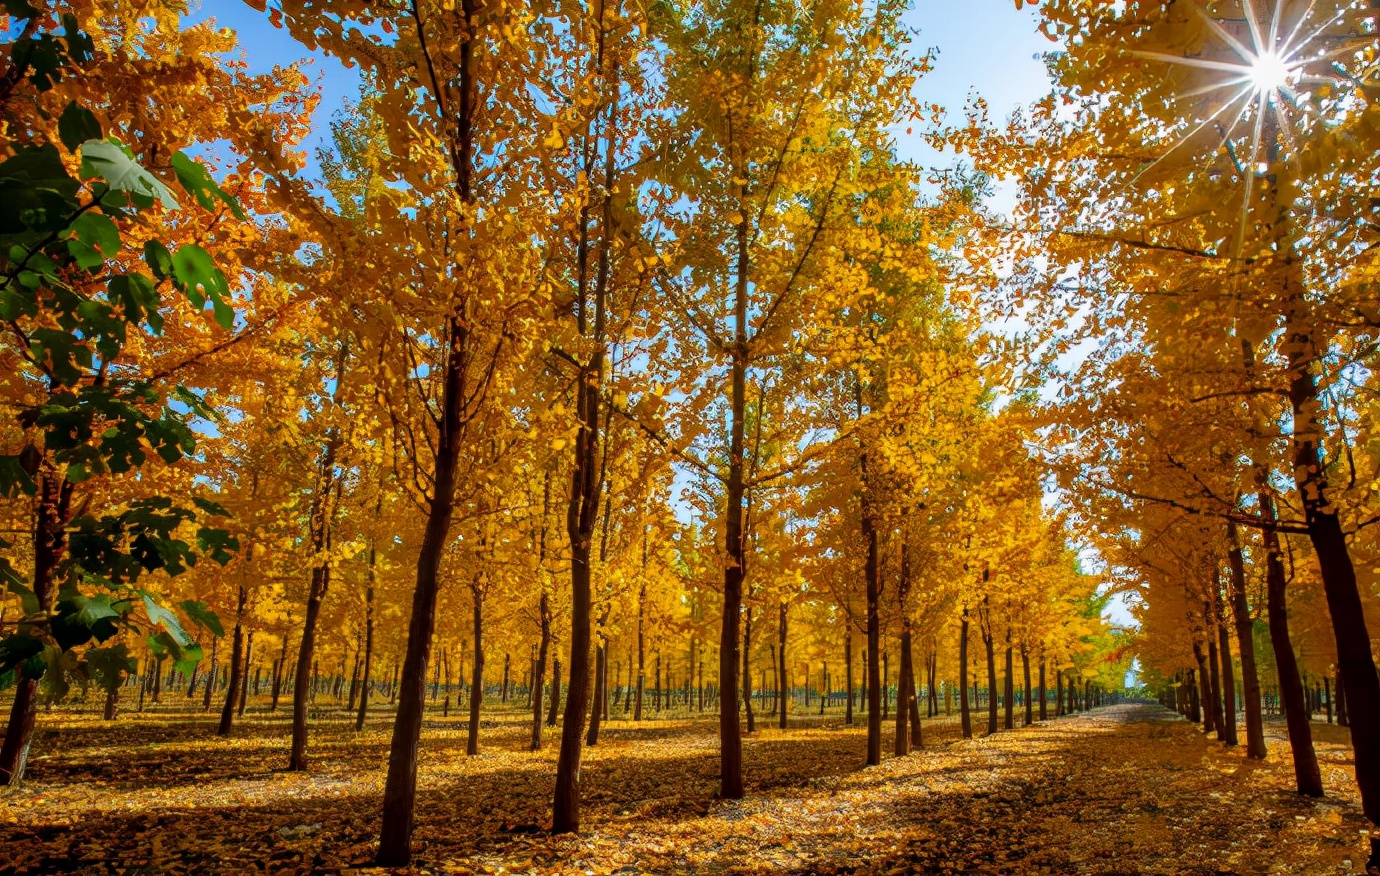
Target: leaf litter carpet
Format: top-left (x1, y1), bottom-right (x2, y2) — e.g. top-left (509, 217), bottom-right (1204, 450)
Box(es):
top-left (0, 702), bottom-right (1370, 874)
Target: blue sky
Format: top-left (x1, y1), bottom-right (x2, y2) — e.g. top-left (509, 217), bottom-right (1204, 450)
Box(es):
top-left (188, 0), bottom-right (1053, 181)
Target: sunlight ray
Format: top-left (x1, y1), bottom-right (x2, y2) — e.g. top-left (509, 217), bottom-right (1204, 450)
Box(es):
top-left (1136, 84), bottom-right (1258, 185)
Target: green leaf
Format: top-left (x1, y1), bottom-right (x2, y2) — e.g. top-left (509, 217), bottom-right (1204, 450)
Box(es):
top-left (171, 243), bottom-right (234, 329)
top-left (6, 580), bottom-right (40, 616)
top-left (171, 152), bottom-right (246, 220)
top-left (57, 102), bottom-right (101, 153)
top-left (67, 210), bottom-right (121, 270)
top-left (191, 496), bottom-right (231, 517)
top-left (0, 456), bottom-right (38, 498)
top-left (142, 593), bottom-right (191, 646)
top-left (79, 140), bottom-right (177, 210)
top-left (2, 1), bottom-right (39, 19)
top-left (108, 273), bottom-right (163, 334)
top-left (195, 527), bottom-right (238, 565)
top-left (173, 643), bottom-right (203, 677)
top-left (0, 634), bottom-right (44, 672)
top-left (179, 600), bottom-right (225, 638)
top-left (143, 239), bottom-right (174, 280)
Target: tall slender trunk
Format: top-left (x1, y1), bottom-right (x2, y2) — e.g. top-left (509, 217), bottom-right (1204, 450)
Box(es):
top-left (356, 529), bottom-right (376, 731)
top-left (1282, 306), bottom-right (1380, 838)
top-left (272, 631), bottom-right (290, 713)
top-left (742, 606), bottom-right (755, 733)
top-left (1003, 629), bottom-right (1014, 731)
top-left (863, 509), bottom-right (881, 765)
top-left (587, 643), bottom-right (607, 746)
top-left (1022, 645), bottom-right (1033, 726)
top-left (959, 610), bottom-right (972, 739)
top-left (981, 605), bottom-right (998, 736)
top-left (546, 658), bottom-right (562, 726)
top-left (203, 637), bottom-right (218, 713)
top-left (238, 631), bottom-right (254, 717)
top-left (895, 629), bottom-right (914, 756)
top-left (553, 12), bottom-right (620, 828)
top-left (502, 652), bottom-right (511, 704)
top-left (1038, 654), bottom-right (1047, 721)
top-left (1226, 521), bottom-right (1266, 758)
top-left (634, 580), bottom-right (646, 721)
top-left (0, 473), bottom-right (71, 785)
top-left (844, 630), bottom-right (854, 725)
top-left (218, 585), bottom-right (247, 736)
top-left (467, 587), bottom-right (484, 756)
top-left (532, 591), bottom-right (551, 750)
top-left (894, 540), bottom-right (912, 755)
top-left (1215, 587), bottom-right (1237, 746)
top-left (777, 602), bottom-right (788, 730)
top-left (1261, 496), bottom-right (1323, 797)
top-left (346, 634), bottom-right (361, 713)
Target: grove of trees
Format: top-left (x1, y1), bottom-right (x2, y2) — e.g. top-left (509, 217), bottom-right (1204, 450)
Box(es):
top-left (2, 0), bottom-right (1378, 873)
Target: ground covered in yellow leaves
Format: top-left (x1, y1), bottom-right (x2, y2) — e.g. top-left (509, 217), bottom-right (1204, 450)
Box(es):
top-left (0, 703), bottom-right (1371, 875)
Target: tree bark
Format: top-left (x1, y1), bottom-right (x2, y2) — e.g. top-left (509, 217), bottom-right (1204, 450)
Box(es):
top-left (356, 529), bottom-right (376, 731)
top-left (1215, 587), bottom-right (1237, 747)
top-left (863, 509), bottom-right (881, 766)
top-left (1003, 629), bottom-right (1014, 731)
top-left (217, 585), bottom-right (246, 737)
top-left (1261, 495), bottom-right (1323, 797)
top-left (203, 637), bottom-right (218, 713)
top-left (1282, 307), bottom-right (1380, 837)
top-left (0, 472), bottom-right (69, 786)
top-left (1022, 644), bottom-right (1033, 726)
top-left (777, 602), bottom-right (788, 730)
top-left (1226, 521), bottom-right (1267, 758)
top-left (844, 630), bottom-right (854, 725)
top-left (468, 588), bottom-right (484, 756)
top-left (238, 631), bottom-right (253, 717)
top-left (959, 610), bottom-right (972, 739)
top-left (742, 607), bottom-right (755, 733)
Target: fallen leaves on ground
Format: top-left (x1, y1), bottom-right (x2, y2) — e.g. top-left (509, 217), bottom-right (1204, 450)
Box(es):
top-left (0, 703), bottom-right (1370, 874)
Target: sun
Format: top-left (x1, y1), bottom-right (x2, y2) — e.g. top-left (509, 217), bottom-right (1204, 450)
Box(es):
top-left (1248, 50), bottom-right (1292, 94)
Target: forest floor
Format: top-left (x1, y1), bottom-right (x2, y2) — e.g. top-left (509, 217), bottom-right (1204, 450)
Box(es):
top-left (0, 699), bottom-right (1372, 875)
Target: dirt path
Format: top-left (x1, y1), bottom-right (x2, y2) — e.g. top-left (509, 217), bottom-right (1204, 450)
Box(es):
top-left (0, 703), bottom-right (1370, 874)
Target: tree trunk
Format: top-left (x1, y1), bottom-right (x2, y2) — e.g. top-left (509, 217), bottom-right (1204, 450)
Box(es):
top-left (1226, 521), bottom-right (1267, 758)
top-left (1038, 655), bottom-right (1047, 721)
top-left (356, 540), bottom-right (376, 731)
top-left (218, 585), bottom-right (247, 737)
top-left (1216, 589), bottom-right (1237, 746)
top-left (895, 629), bottom-right (913, 756)
top-left (777, 602), bottom-right (788, 731)
top-left (238, 631), bottom-right (253, 718)
top-left (982, 608), bottom-right (998, 736)
top-left (502, 652), bottom-right (511, 704)
top-left (0, 472), bottom-right (71, 784)
top-left (547, 658), bottom-right (561, 727)
top-left (743, 608), bottom-right (755, 733)
top-left (1003, 629), bottom-right (1014, 731)
top-left (203, 637), bottom-right (218, 713)
top-left (959, 610), bottom-right (972, 739)
top-left (532, 590), bottom-right (551, 751)
top-left (844, 631), bottom-right (854, 725)
top-left (864, 510), bottom-right (881, 766)
top-left (468, 590), bottom-right (484, 756)
top-left (1261, 497), bottom-right (1323, 797)
top-left (1283, 311), bottom-right (1380, 840)
top-left (586, 644), bottom-right (606, 746)
top-left (635, 579), bottom-right (646, 722)
top-left (718, 171), bottom-right (750, 800)
top-left (1022, 645), bottom-right (1033, 726)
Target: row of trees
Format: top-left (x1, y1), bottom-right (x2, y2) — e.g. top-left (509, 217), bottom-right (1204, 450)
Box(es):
top-left (0, 0), bottom-right (1121, 868)
top-left (964, 1), bottom-right (1380, 871)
